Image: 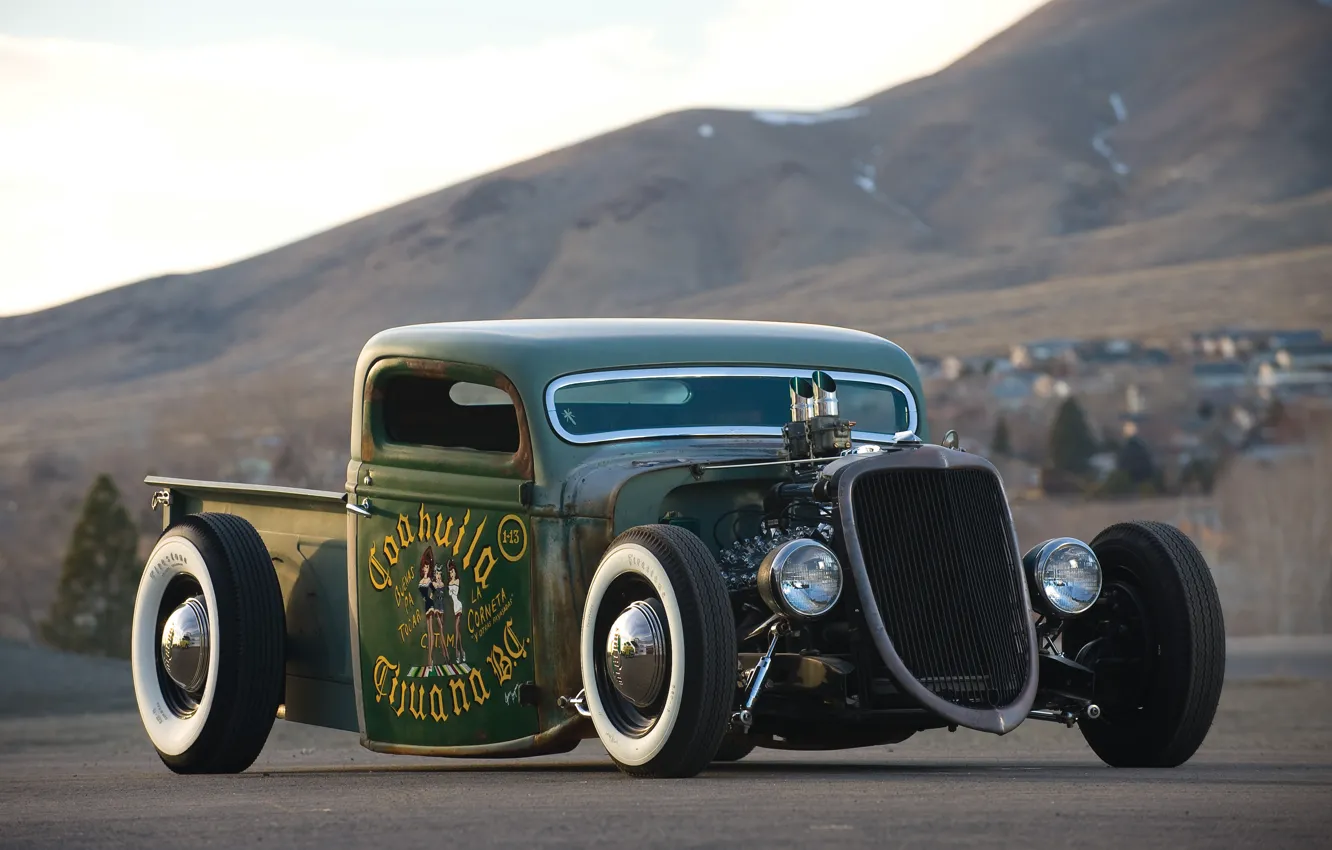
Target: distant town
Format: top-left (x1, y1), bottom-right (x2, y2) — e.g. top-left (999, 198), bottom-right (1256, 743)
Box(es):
top-left (915, 327), bottom-right (1332, 500)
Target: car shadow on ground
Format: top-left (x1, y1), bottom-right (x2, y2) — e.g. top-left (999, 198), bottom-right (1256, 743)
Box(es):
top-left (255, 758), bottom-right (1088, 779)
top-left (234, 758), bottom-right (1322, 790)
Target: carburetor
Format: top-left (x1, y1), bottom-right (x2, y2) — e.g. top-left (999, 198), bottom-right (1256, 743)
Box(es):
top-left (782, 371), bottom-right (853, 459)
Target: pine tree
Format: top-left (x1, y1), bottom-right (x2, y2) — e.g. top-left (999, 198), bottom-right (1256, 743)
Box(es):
top-left (991, 414), bottom-right (1012, 457)
top-left (40, 474), bottom-right (142, 658)
top-left (1116, 435), bottom-right (1156, 484)
top-left (1047, 397), bottom-right (1097, 475)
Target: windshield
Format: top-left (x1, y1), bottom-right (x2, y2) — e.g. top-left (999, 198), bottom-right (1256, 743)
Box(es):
top-left (545, 367), bottom-right (917, 444)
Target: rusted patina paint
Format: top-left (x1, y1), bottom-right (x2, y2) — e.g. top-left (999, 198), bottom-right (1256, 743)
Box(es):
top-left (363, 712), bottom-right (586, 758)
top-left (494, 370), bottom-right (535, 481)
top-left (528, 514), bottom-right (606, 737)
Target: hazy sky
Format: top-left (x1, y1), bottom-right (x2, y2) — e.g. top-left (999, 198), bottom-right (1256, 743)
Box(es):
top-left (0, 0), bottom-right (1045, 316)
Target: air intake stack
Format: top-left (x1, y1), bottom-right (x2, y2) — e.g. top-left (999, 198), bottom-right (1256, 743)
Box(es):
top-left (789, 376), bottom-right (815, 422)
top-left (812, 370), bottom-right (839, 417)
top-left (783, 371), bottom-right (854, 460)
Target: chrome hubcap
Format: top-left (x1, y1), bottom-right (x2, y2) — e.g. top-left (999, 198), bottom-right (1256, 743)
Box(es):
top-left (605, 600), bottom-right (669, 708)
top-left (160, 596), bottom-right (210, 694)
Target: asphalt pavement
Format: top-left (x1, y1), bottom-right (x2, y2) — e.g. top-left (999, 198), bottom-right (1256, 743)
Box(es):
top-left (1, 639), bottom-right (1329, 849)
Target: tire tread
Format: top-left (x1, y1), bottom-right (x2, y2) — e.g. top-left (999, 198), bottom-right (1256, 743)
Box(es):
top-left (598, 524), bottom-right (735, 778)
top-left (161, 513), bottom-right (285, 774)
top-left (1080, 520), bottom-right (1225, 768)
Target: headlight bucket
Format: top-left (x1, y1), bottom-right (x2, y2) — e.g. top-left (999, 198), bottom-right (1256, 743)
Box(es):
top-left (1022, 537), bottom-right (1102, 618)
top-left (757, 539), bottom-right (844, 620)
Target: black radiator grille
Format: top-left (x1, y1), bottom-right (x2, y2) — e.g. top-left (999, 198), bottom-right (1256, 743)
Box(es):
top-left (849, 467), bottom-right (1031, 708)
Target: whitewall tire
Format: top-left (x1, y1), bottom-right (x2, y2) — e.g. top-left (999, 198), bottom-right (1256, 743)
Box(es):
top-left (580, 524), bottom-right (735, 778)
top-left (132, 535), bottom-right (221, 756)
top-left (131, 513), bottom-right (285, 773)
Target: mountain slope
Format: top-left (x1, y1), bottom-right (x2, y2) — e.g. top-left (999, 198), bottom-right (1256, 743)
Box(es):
top-left (0, 0), bottom-right (1328, 457)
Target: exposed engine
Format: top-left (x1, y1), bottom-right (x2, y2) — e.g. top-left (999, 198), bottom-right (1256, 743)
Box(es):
top-left (717, 522), bottom-right (834, 592)
top-left (715, 371), bottom-right (865, 594)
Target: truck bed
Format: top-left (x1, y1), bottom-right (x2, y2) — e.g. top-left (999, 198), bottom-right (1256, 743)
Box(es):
top-left (146, 476), bottom-right (358, 733)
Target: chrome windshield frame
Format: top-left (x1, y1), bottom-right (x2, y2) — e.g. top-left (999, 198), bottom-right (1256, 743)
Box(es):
top-left (543, 365), bottom-right (919, 446)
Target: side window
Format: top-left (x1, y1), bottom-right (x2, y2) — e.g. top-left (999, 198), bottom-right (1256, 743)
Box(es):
top-left (380, 373), bottom-right (520, 454)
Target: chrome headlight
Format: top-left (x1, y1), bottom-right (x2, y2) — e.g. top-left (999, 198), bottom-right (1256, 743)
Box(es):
top-left (1023, 537), bottom-right (1102, 617)
top-left (757, 539), bottom-right (843, 619)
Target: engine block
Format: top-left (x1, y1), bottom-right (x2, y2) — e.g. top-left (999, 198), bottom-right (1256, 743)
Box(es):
top-left (716, 523), bottom-right (835, 592)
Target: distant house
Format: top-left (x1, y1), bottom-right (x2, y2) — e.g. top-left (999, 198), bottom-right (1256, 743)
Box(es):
top-left (1192, 331), bottom-right (1239, 359)
top-left (1276, 343), bottom-right (1332, 372)
top-left (1076, 338), bottom-right (1140, 364)
top-left (990, 371), bottom-right (1040, 410)
top-left (941, 356), bottom-right (964, 381)
top-left (1190, 327), bottom-right (1302, 358)
top-left (964, 354), bottom-right (998, 375)
top-left (913, 355), bottom-right (943, 380)
top-left (1134, 347), bottom-right (1173, 367)
top-left (1010, 338), bottom-right (1080, 369)
top-left (1032, 374), bottom-right (1070, 399)
top-left (1192, 361), bottom-right (1249, 391)
top-left (1231, 406), bottom-right (1256, 432)
top-left (1273, 375), bottom-right (1332, 398)
top-left (936, 354), bottom-right (1009, 381)
top-left (1259, 344), bottom-right (1332, 397)
top-left (1126, 382), bottom-right (1146, 414)
top-left (1104, 338), bottom-right (1135, 356)
top-left (1266, 329), bottom-right (1323, 350)
top-left (1256, 360), bottom-right (1279, 388)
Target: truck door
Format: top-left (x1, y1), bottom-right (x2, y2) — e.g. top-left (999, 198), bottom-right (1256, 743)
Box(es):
top-left (349, 358), bottom-right (537, 752)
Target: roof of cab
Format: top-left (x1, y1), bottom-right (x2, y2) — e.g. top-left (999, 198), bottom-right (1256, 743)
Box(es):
top-left (354, 318), bottom-right (921, 393)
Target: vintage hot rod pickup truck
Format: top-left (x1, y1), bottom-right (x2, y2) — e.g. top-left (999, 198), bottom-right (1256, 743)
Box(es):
top-left (132, 319), bottom-right (1225, 778)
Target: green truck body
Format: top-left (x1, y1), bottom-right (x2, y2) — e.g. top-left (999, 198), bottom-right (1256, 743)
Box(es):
top-left (148, 318), bottom-right (926, 756)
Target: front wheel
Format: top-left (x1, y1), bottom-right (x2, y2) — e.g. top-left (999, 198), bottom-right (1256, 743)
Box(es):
top-left (712, 733), bottom-right (758, 762)
top-left (1064, 520), bottom-right (1226, 768)
top-left (580, 524), bottom-right (736, 778)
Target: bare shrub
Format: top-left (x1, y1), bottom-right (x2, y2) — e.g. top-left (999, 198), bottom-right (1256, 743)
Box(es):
top-left (1008, 408), bottom-right (1331, 636)
top-left (0, 548), bottom-right (40, 641)
top-left (0, 367), bottom-right (353, 638)
top-left (1213, 424), bottom-right (1332, 635)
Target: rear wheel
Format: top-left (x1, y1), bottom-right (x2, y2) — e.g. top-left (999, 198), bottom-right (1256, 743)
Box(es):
top-left (131, 513), bottom-right (286, 774)
top-left (580, 524), bottom-right (736, 778)
top-left (1063, 521), bottom-right (1225, 768)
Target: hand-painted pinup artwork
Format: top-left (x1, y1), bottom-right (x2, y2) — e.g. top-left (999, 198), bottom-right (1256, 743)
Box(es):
top-left (358, 502), bottom-right (535, 747)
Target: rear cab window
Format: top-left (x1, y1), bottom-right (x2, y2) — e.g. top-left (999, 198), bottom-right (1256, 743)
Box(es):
top-left (381, 374), bottom-right (519, 454)
top-left (363, 358), bottom-right (531, 478)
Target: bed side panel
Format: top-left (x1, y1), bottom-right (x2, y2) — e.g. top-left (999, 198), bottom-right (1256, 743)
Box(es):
top-left (151, 478), bottom-right (358, 732)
